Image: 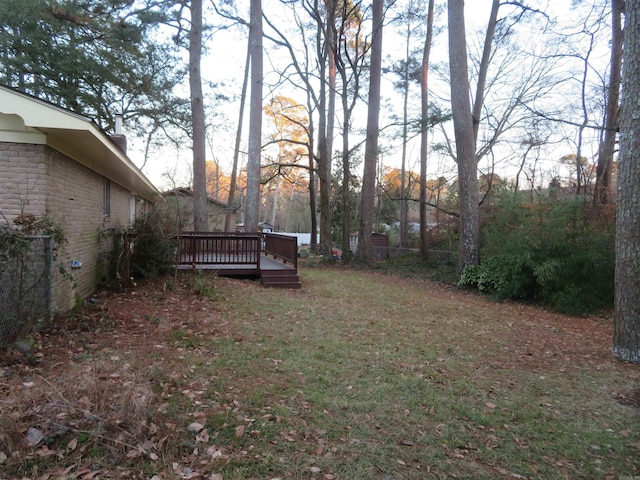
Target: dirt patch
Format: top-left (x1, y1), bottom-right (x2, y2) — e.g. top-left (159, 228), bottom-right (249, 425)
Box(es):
top-left (613, 387), bottom-right (640, 409)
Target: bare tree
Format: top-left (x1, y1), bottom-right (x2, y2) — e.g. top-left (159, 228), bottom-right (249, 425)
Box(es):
top-left (389, 0), bottom-right (423, 250)
top-left (335, 0), bottom-right (367, 260)
top-left (244, 0), bottom-right (263, 232)
top-left (263, 1), bottom-right (334, 255)
top-left (316, 0), bottom-right (335, 259)
top-left (595, 0), bottom-right (623, 205)
top-left (225, 44), bottom-right (251, 231)
top-left (419, 0), bottom-right (435, 257)
top-left (472, 0), bottom-right (499, 144)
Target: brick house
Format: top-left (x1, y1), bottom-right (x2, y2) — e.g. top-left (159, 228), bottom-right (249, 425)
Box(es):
top-left (0, 85), bottom-right (162, 312)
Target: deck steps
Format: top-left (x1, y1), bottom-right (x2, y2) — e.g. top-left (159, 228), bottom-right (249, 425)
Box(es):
top-left (260, 269), bottom-right (301, 289)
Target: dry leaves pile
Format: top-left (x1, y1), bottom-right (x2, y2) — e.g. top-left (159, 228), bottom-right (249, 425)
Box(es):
top-left (0, 279), bottom-right (242, 479)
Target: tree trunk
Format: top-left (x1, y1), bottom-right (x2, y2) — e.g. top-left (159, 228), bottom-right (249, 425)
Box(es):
top-left (326, 0), bottom-right (336, 179)
top-left (399, 17), bottom-right (411, 250)
top-left (335, 0), bottom-right (365, 262)
top-left (448, 0), bottom-right (479, 274)
top-left (270, 174), bottom-right (280, 227)
top-left (308, 152), bottom-right (318, 248)
top-left (472, 0), bottom-right (499, 144)
top-left (357, 0), bottom-right (383, 262)
top-left (341, 80), bottom-right (351, 260)
top-left (613, 0), bottom-right (640, 364)
top-left (317, 4), bottom-right (332, 259)
top-left (594, 0), bottom-right (623, 206)
top-left (245, 0), bottom-right (263, 233)
top-left (225, 43), bottom-right (251, 232)
top-left (576, 28), bottom-right (596, 196)
top-left (419, 0), bottom-right (435, 258)
top-left (327, 1), bottom-right (337, 258)
top-left (306, 88), bottom-right (319, 250)
top-left (189, 0), bottom-right (207, 232)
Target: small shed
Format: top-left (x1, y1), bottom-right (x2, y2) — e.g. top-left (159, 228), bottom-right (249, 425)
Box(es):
top-left (349, 232), bottom-right (389, 259)
top-left (258, 222), bottom-right (273, 233)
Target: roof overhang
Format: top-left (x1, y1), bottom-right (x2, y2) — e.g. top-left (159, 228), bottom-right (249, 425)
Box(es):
top-left (0, 86), bottom-right (161, 203)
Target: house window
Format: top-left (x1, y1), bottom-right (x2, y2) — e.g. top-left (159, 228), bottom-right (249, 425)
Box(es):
top-left (103, 178), bottom-right (111, 216)
top-left (130, 195), bottom-right (136, 224)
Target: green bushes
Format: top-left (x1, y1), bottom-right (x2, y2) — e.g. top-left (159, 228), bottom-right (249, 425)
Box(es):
top-left (127, 213), bottom-right (176, 280)
top-left (108, 212), bottom-right (176, 287)
top-left (460, 195), bottom-right (615, 315)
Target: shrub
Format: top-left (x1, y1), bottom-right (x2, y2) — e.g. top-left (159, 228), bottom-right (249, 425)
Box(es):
top-left (185, 271), bottom-right (221, 300)
top-left (0, 215), bottom-right (70, 346)
top-left (108, 212), bottom-right (177, 287)
top-left (460, 195), bottom-right (614, 315)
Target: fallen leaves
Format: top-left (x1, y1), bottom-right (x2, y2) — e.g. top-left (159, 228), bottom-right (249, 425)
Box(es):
top-left (196, 428), bottom-right (210, 443)
top-left (0, 273), bottom-right (636, 480)
top-left (484, 434), bottom-right (499, 450)
top-left (66, 437), bottom-right (78, 452)
top-left (188, 422), bottom-right (205, 433)
top-left (280, 430), bottom-right (298, 442)
top-left (26, 427), bottom-right (44, 446)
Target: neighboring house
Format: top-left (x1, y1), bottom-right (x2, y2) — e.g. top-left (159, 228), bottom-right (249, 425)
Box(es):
top-left (0, 85), bottom-right (162, 313)
top-left (161, 187), bottom-right (232, 232)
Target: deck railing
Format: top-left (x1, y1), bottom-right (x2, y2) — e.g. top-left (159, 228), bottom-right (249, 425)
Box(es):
top-left (176, 232), bottom-right (298, 271)
top-left (176, 232), bottom-right (262, 268)
top-left (263, 233), bottom-right (298, 270)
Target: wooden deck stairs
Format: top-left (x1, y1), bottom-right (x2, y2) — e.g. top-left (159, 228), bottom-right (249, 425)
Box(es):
top-left (260, 269), bottom-right (301, 289)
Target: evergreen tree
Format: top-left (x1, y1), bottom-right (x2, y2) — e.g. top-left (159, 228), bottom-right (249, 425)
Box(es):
top-left (0, 0), bottom-right (187, 134)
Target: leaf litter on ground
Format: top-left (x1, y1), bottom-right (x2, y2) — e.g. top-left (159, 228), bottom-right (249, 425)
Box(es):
top-left (0, 269), bottom-right (638, 479)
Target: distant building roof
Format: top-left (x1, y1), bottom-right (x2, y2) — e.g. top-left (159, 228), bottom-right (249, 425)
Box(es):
top-left (162, 187), bottom-right (232, 209)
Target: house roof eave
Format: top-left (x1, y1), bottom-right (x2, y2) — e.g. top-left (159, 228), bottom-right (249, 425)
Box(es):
top-left (0, 85), bottom-right (162, 204)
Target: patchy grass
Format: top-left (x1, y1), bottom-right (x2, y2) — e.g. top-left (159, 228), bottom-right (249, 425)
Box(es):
top-left (1, 268), bottom-right (639, 479)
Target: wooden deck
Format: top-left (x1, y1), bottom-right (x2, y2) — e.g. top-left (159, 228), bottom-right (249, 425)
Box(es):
top-left (175, 232), bottom-right (301, 288)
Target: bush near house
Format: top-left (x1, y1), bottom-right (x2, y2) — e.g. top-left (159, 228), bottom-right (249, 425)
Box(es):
top-left (0, 215), bottom-right (67, 347)
top-left (107, 212), bottom-right (177, 289)
top-left (460, 195), bottom-right (615, 315)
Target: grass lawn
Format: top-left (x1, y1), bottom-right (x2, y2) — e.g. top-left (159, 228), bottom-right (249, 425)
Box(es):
top-left (1, 267), bottom-right (638, 479)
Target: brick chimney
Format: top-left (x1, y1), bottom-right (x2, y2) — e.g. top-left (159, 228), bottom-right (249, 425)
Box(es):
top-left (110, 114), bottom-right (127, 154)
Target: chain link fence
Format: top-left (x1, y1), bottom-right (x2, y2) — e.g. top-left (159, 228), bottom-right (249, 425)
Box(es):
top-left (0, 234), bottom-right (53, 348)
